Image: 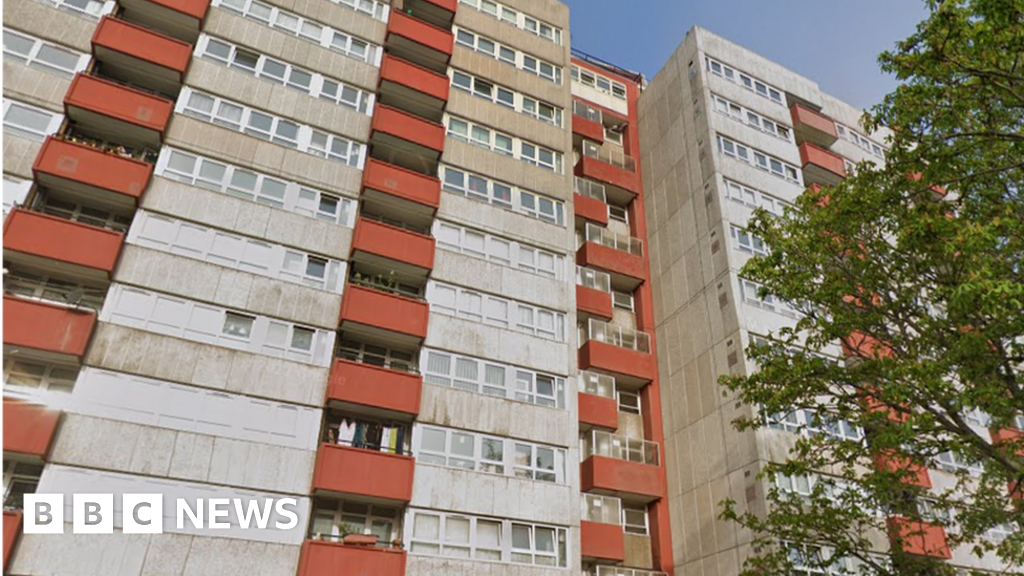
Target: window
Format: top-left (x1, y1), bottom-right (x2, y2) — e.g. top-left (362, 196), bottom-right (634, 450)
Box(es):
top-left (440, 165), bottom-right (565, 225)
top-left (617, 390), bottom-right (641, 414)
top-left (444, 115), bottom-right (562, 173)
top-left (457, 0), bottom-right (562, 44)
top-left (3, 175), bottom-right (31, 217)
top-left (577, 266), bottom-right (611, 293)
top-left (740, 278), bottom-right (803, 318)
top-left (935, 450), bottom-right (983, 475)
top-left (608, 204), bottom-right (628, 223)
top-left (612, 290), bottom-right (634, 311)
top-left (718, 135), bottom-right (802, 185)
top-left (766, 407), bottom-right (863, 441)
top-left (130, 211), bottom-right (346, 293)
top-left (311, 500), bottom-right (400, 542)
top-left (622, 504), bottom-right (648, 535)
top-left (571, 64), bottom-right (627, 100)
top-left (835, 123), bottom-right (886, 158)
top-left (711, 94), bottom-right (791, 141)
top-left (4, 271), bottom-right (104, 310)
top-left (408, 510), bottom-right (566, 566)
top-left (449, 70), bottom-right (562, 127)
top-left (3, 30), bottom-right (89, 77)
top-left (3, 358), bottom-right (78, 394)
top-left (35, 196), bottom-right (130, 231)
top-left (723, 178), bottom-right (788, 215)
top-left (211, 0), bottom-right (382, 63)
top-left (197, 35), bottom-right (373, 114)
top-left (705, 57), bottom-right (784, 105)
top-left (428, 282), bottom-right (566, 341)
top-left (730, 225), bottom-right (768, 256)
top-left (433, 221), bottom-right (564, 279)
top-left (421, 348), bottom-right (566, 409)
top-left (604, 126), bottom-right (623, 145)
top-left (2, 99), bottom-right (63, 140)
top-left (3, 460), bottom-right (42, 511)
top-left (338, 339), bottom-right (416, 373)
top-left (415, 424), bottom-right (565, 483)
top-left (155, 148), bottom-right (357, 225)
top-left (452, 26), bottom-right (561, 84)
top-left (38, 0), bottom-right (107, 17)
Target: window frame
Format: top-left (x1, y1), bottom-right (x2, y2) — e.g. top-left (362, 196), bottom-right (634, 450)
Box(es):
top-left (452, 25), bottom-right (561, 84)
top-left (420, 348), bottom-right (567, 410)
top-left (2, 98), bottom-right (64, 140)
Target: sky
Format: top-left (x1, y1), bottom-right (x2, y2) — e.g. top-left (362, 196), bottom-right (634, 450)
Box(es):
top-left (562, 0), bottom-right (929, 111)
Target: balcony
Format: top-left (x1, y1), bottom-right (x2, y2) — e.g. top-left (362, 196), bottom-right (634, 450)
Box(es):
top-left (575, 141), bottom-right (639, 201)
top-left (3, 208), bottom-right (123, 281)
top-left (369, 104), bottom-right (445, 174)
top-left (326, 358), bottom-right (422, 420)
top-left (573, 100), bottom-right (605, 145)
top-left (574, 177), bottom-right (610, 226)
top-left (403, 0), bottom-right (456, 29)
top-left (577, 266), bottom-right (613, 321)
top-left (92, 17), bottom-right (192, 96)
top-left (577, 223), bottom-right (646, 290)
top-left (64, 74), bottom-right (174, 149)
top-left (378, 55), bottom-right (449, 122)
top-left (579, 319), bottom-right (655, 389)
top-left (887, 517), bottom-right (952, 559)
top-left (790, 103), bottom-right (838, 148)
top-left (872, 450), bottom-right (932, 489)
top-left (2, 398), bottom-right (61, 460)
top-left (350, 217), bottom-right (435, 278)
top-left (384, 11), bottom-right (453, 74)
top-left (297, 539), bottom-right (406, 576)
top-left (339, 284), bottom-right (430, 347)
top-left (581, 521), bottom-right (625, 563)
top-left (361, 158), bottom-right (441, 229)
top-left (799, 142), bottom-right (846, 187)
top-left (3, 511), bottom-right (21, 572)
top-left (33, 137), bottom-right (153, 210)
top-left (312, 443), bottom-right (415, 503)
top-left (3, 296), bottom-right (96, 361)
top-left (579, 370), bottom-right (618, 431)
top-left (118, 0), bottom-right (209, 42)
top-left (581, 431), bottom-right (663, 502)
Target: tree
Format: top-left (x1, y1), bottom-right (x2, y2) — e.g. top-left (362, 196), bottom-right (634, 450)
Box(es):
top-left (719, 0), bottom-right (1024, 574)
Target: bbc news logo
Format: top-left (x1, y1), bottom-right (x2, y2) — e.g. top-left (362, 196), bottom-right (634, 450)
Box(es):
top-left (24, 494), bottom-right (299, 534)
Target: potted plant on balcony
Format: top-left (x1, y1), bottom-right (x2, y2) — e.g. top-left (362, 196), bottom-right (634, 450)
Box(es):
top-left (339, 523), bottom-right (378, 546)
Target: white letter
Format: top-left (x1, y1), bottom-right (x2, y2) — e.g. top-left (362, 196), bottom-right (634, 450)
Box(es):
top-left (73, 494), bottom-right (113, 534)
top-left (274, 498), bottom-right (299, 530)
top-left (176, 499), bottom-right (203, 530)
top-left (233, 499), bottom-right (273, 529)
top-left (23, 494), bottom-right (64, 534)
top-left (123, 494), bottom-right (163, 534)
top-left (208, 498), bottom-right (230, 529)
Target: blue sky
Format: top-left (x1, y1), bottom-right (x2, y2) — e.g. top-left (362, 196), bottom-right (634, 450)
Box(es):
top-left (562, 0), bottom-right (929, 111)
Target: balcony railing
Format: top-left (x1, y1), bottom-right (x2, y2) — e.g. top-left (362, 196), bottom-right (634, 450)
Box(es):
top-left (593, 567), bottom-right (668, 576)
top-left (574, 177), bottom-right (607, 203)
top-left (579, 370), bottom-right (615, 399)
top-left (585, 222), bottom-right (642, 256)
top-left (60, 130), bottom-right (159, 164)
top-left (582, 141), bottom-right (636, 172)
top-left (576, 266), bottom-right (611, 293)
top-left (582, 493), bottom-right (621, 524)
top-left (348, 273), bottom-right (424, 301)
top-left (586, 318), bottom-right (651, 353)
top-left (573, 100), bottom-right (602, 124)
top-left (3, 273), bottom-right (105, 311)
top-left (582, 430), bottom-right (659, 466)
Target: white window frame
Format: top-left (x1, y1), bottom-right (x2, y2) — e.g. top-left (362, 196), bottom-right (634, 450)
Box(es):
top-left (2, 460), bottom-right (42, 510)
top-left (439, 164), bottom-right (564, 225)
top-left (155, 147), bottom-right (357, 225)
top-left (445, 115), bottom-right (563, 173)
top-left (195, 35), bottom-right (374, 115)
top-left (617, 389), bottom-right (641, 414)
top-left (452, 25), bottom-right (561, 84)
top-left (766, 407), bottom-right (864, 442)
top-left (34, 0), bottom-right (113, 18)
top-left (2, 98), bottom-right (64, 141)
top-left (128, 210), bottom-right (347, 293)
top-left (457, 0), bottom-right (562, 45)
top-left (835, 123), bottom-right (886, 158)
top-left (414, 424), bottom-right (566, 484)
top-left (337, 339), bottom-right (417, 373)
top-left (611, 290), bottom-right (634, 311)
top-left (705, 56), bottom-right (785, 105)
top-left (740, 278), bottom-right (803, 319)
top-left (433, 220), bottom-right (564, 279)
top-left (723, 178), bottom-right (788, 215)
top-left (3, 29), bottom-right (90, 78)
top-left (420, 348), bottom-right (566, 409)
top-left (570, 64), bottom-right (627, 100)
top-left (427, 281), bottom-right (566, 342)
top-left (3, 270), bottom-right (105, 310)
top-left (717, 135), bottom-right (802, 185)
top-left (311, 500), bottom-right (401, 543)
top-left (406, 509), bottom-right (568, 567)
top-left (2, 358), bottom-right (78, 395)
top-left (448, 69), bottom-right (562, 127)
top-left (622, 503), bottom-right (649, 535)
top-left (3, 175), bottom-right (31, 218)
top-left (711, 93), bottom-right (792, 142)
top-left (730, 224), bottom-right (768, 256)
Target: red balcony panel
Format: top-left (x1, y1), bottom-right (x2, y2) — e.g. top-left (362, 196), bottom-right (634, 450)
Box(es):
top-left (313, 443), bottom-right (415, 502)
top-left (4, 208), bottom-right (123, 275)
top-left (576, 285), bottom-right (613, 321)
top-left (362, 158), bottom-right (441, 209)
top-left (117, 0), bottom-right (208, 44)
top-left (92, 17), bottom-right (191, 77)
top-left (64, 74), bottom-right (174, 147)
top-left (3, 511), bottom-right (22, 572)
top-left (419, 0), bottom-right (457, 11)
top-left (991, 427), bottom-right (1023, 444)
top-left (799, 142), bottom-right (846, 187)
top-left (386, 12), bottom-right (453, 59)
top-left (3, 398), bottom-right (61, 459)
top-left (872, 451), bottom-right (932, 489)
top-left (340, 285), bottom-right (429, 340)
top-left (576, 242), bottom-right (646, 283)
top-left (33, 137), bottom-right (152, 204)
top-left (573, 114), bottom-right (605, 144)
top-left (379, 54), bottom-right (450, 105)
top-left (580, 520), bottom-right (625, 563)
top-left (574, 193), bottom-right (609, 226)
top-left (888, 517), bottom-right (952, 559)
top-left (371, 105), bottom-right (446, 154)
top-left (327, 359), bottom-right (422, 418)
top-left (147, 0), bottom-right (208, 21)
top-left (578, 392), bottom-right (619, 431)
top-left (575, 155), bottom-right (640, 196)
top-left (297, 539), bottom-right (406, 576)
top-left (581, 455), bottom-right (663, 501)
top-left (351, 218), bottom-right (435, 271)
top-left (579, 340), bottom-right (655, 385)
top-left (790, 103), bottom-right (838, 147)
top-left (2, 296), bottom-right (96, 359)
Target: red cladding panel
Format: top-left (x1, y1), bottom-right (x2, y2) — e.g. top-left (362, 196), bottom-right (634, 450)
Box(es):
top-left (65, 74), bottom-right (174, 132)
top-left (33, 137), bottom-right (152, 200)
top-left (3, 208), bottom-right (123, 273)
top-left (578, 340), bottom-right (655, 383)
top-left (576, 241), bottom-right (647, 282)
top-left (572, 114), bottom-right (605, 144)
top-left (573, 193), bottom-right (609, 226)
top-left (575, 154), bottom-right (639, 195)
top-left (339, 285), bottom-right (429, 339)
top-left (575, 285), bottom-right (613, 320)
top-left (799, 142), bottom-right (846, 178)
top-left (371, 105), bottom-right (446, 153)
top-left (580, 520), bottom-right (625, 562)
top-left (3, 296), bottom-right (96, 359)
top-left (352, 218), bottom-right (435, 270)
top-left (578, 392), bottom-right (619, 431)
top-left (3, 398), bottom-right (61, 459)
top-left (3, 511), bottom-right (22, 572)
top-left (379, 55), bottom-right (450, 103)
top-left (580, 455), bottom-right (663, 500)
top-left (312, 444), bottom-right (415, 502)
top-left (790, 103), bottom-right (838, 139)
top-left (92, 17), bottom-right (192, 74)
top-left (327, 359), bottom-right (422, 417)
top-left (297, 540), bottom-right (406, 576)
top-left (888, 517), bottom-right (952, 559)
top-left (386, 12), bottom-right (453, 57)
